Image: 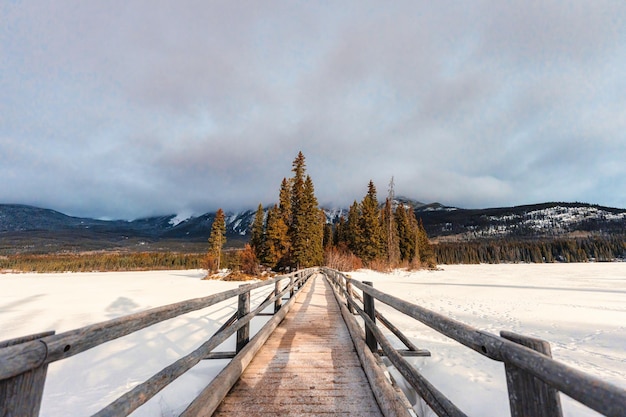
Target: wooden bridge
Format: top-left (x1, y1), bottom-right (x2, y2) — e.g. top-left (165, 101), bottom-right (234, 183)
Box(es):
top-left (1, 268), bottom-right (625, 417)
top-left (208, 274), bottom-right (386, 416)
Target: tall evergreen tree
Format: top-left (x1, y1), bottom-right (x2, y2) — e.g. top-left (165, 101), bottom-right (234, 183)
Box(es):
top-left (207, 208), bottom-right (226, 272)
top-left (345, 201), bottom-right (361, 254)
top-left (323, 223), bottom-right (334, 249)
top-left (264, 205), bottom-right (290, 268)
top-left (416, 218), bottom-right (436, 268)
top-left (303, 176), bottom-right (324, 266)
top-left (358, 181), bottom-right (385, 263)
top-left (406, 206), bottom-right (421, 265)
top-left (278, 177), bottom-right (292, 226)
top-left (289, 153), bottom-right (307, 268)
top-left (395, 205), bottom-right (415, 262)
top-left (288, 153), bottom-right (324, 268)
top-left (250, 203), bottom-right (265, 260)
top-left (334, 215), bottom-right (346, 247)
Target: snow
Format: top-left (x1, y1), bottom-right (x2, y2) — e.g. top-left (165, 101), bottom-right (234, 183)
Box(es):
top-left (168, 212), bottom-right (193, 226)
top-left (1, 264), bottom-right (625, 416)
top-left (484, 205), bottom-right (626, 237)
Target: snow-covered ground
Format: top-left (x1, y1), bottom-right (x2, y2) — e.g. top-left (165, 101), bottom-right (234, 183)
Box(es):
top-left (1, 264), bottom-right (625, 416)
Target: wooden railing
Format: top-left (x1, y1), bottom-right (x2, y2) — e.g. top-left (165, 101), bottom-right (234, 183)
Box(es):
top-left (322, 267), bottom-right (626, 417)
top-left (0, 268), bottom-right (316, 417)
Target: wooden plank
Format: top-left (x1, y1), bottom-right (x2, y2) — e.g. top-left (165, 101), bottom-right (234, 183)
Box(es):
top-left (211, 275), bottom-right (385, 417)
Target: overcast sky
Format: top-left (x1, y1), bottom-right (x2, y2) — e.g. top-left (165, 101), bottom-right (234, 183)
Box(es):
top-left (2, 1), bottom-right (625, 220)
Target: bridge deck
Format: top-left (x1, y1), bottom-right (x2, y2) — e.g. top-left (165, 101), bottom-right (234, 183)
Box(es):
top-left (212, 273), bottom-right (384, 416)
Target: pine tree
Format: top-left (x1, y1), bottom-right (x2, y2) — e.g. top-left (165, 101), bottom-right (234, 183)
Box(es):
top-left (264, 205), bottom-right (290, 269)
top-left (395, 204), bottom-right (414, 262)
top-left (334, 215), bottom-right (346, 247)
top-left (207, 208), bottom-right (226, 272)
top-left (323, 222), bottom-right (334, 249)
top-left (278, 177), bottom-right (292, 226)
top-left (415, 218), bottom-right (436, 268)
top-left (302, 179), bottom-right (324, 266)
top-left (406, 206), bottom-right (421, 266)
top-left (345, 201), bottom-right (361, 254)
top-left (289, 153), bottom-right (324, 268)
top-left (289, 153), bottom-right (307, 268)
top-left (250, 203), bottom-right (266, 261)
top-left (358, 181), bottom-right (385, 263)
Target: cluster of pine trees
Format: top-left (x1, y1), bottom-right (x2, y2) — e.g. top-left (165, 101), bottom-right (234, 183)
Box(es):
top-left (247, 154), bottom-right (435, 272)
top-left (249, 152), bottom-right (325, 270)
top-left (329, 179), bottom-right (436, 270)
top-left (206, 208), bottom-right (227, 272)
top-left (435, 236), bottom-right (626, 264)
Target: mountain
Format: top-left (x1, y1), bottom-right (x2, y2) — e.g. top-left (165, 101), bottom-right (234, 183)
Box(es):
top-left (415, 202), bottom-right (626, 241)
top-left (1, 201), bottom-right (625, 254)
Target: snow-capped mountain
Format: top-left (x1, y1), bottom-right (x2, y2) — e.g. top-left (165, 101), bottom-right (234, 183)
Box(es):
top-left (417, 202), bottom-right (626, 240)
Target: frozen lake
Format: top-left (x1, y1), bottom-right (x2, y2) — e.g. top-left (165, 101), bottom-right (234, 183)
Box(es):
top-left (1, 263), bottom-right (625, 416)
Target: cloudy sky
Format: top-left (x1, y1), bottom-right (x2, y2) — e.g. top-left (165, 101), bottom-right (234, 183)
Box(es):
top-left (2, 1), bottom-right (625, 220)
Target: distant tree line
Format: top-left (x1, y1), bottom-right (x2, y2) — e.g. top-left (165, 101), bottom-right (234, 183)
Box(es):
top-left (435, 235), bottom-right (626, 264)
top-left (0, 252), bottom-right (206, 273)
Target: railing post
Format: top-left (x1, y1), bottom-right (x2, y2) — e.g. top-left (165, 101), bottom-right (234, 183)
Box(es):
top-left (0, 331), bottom-right (55, 417)
top-left (290, 274), bottom-right (295, 298)
top-left (363, 281), bottom-right (377, 353)
top-left (236, 285), bottom-right (250, 353)
top-left (345, 279), bottom-right (355, 314)
top-left (274, 279), bottom-right (282, 313)
top-left (500, 331), bottom-right (563, 417)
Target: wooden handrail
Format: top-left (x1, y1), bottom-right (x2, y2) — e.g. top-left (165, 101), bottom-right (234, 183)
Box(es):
top-left (0, 268), bottom-right (317, 417)
top-left (321, 267), bottom-right (626, 417)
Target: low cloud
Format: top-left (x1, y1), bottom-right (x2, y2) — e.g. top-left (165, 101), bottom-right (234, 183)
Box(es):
top-left (1, 1), bottom-right (625, 218)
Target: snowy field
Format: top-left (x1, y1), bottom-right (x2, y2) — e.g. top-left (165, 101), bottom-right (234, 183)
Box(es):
top-left (1, 264), bottom-right (625, 416)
